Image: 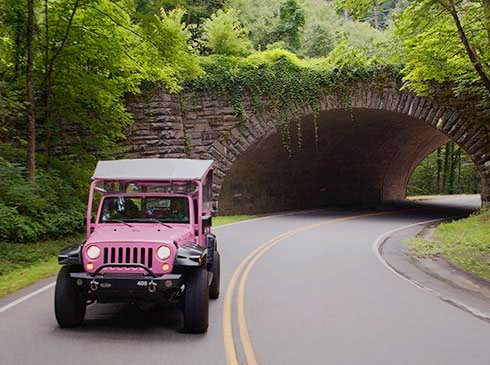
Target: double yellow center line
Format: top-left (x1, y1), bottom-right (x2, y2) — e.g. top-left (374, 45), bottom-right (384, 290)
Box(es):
top-left (223, 211), bottom-right (393, 364)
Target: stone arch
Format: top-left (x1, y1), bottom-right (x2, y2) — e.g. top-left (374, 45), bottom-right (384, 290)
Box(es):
top-left (204, 84), bottom-right (490, 214)
top-left (127, 82), bottom-right (490, 214)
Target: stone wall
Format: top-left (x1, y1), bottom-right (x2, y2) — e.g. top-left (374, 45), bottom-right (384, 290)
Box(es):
top-left (127, 82), bottom-right (490, 214)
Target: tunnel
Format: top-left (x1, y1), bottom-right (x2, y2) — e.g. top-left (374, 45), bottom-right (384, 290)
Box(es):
top-left (217, 108), bottom-right (469, 214)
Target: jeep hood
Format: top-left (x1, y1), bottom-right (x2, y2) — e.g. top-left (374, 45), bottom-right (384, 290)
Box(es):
top-left (87, 224), bottom-right (195, 246)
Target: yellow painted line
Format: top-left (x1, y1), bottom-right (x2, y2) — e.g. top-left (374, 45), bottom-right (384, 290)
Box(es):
top-left (224, 211), bottom-right (394, 365)
top-left (223, 228), bottom-right (306, 365)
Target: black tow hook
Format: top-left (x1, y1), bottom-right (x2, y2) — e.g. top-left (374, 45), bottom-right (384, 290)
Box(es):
top-left (148, 280), bottom-right (157, 293)
top-left (90, 280), bottom-right (99, 291)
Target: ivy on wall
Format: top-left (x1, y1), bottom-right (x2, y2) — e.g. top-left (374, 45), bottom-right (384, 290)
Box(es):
top-left (187, 48), bottom-right (400, 153)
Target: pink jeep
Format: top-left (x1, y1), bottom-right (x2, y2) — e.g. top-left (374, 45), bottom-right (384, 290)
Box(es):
top-left (55, 159), bottom-right (220, 333)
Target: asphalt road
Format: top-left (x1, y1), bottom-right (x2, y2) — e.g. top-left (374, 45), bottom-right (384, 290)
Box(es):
top-left (1, 196), bottom-right (489, 365)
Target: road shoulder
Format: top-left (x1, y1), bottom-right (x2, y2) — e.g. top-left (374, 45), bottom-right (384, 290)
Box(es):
top-left (380, 224), bottom-right (490, 321)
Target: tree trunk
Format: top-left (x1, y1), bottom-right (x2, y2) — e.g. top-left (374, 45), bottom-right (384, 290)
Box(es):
top-left (456, 147), bottom-right (462, 192)
top-left (448, 142), bottom-right (455, 194)
top-left (447, 0), bottom-right (490, 95)
top-left (436, 147), bottom-right (442, 193)
top-left (14, 11), bottom-right (22, 79)
top-left (41, 0), bottom-right (80, 170)
top-left (44, 0), bottom-right (51, 171)
top-left (26, 0), bottom-right (36, 181)
top-left (373, 0), bottom-right (379, 29)
top-left (442, 144), bottom-right (450, 193)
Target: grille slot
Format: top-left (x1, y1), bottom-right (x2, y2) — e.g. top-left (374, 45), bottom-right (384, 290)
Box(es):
top-left (102, 245), bottom-right (154, 270)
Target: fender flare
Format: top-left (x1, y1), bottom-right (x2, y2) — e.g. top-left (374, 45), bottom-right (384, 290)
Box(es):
top-left (58, 243), bottom-right (84, 266)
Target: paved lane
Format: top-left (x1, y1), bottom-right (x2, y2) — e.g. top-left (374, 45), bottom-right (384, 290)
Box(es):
top-left (0, 196), bottom-right (488, 365)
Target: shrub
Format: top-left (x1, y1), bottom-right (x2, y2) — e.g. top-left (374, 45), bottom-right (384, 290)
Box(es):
top-left (0, 159), bottom-right (85, 242)
top-left (202, 9), bottom-right (253, 56)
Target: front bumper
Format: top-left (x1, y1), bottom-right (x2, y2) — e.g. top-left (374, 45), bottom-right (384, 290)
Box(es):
top-left (70, 272), bottom-right (184, 299)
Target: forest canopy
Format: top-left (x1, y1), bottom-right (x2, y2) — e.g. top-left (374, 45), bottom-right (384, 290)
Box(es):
top-left (0, 0), bottom-right (488, 241)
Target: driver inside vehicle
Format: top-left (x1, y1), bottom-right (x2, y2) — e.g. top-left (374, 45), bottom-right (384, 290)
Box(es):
top-left (169, 198), bottom-right (189, 222)
top-left (124, 199), bottom-right (141, 218)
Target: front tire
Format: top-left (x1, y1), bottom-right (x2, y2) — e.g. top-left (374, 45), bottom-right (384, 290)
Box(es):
top-left (54, 266), bottom-right (86, 328)
top-left (209, 251), bottom-right (220, 299)
top-left (182, 267), bottom-right (209, 333)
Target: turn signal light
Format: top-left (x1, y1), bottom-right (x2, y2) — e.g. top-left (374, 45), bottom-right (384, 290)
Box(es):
top-left (86, 262), bottom-right (94, 270)
top-left (162, 263), bottom-right (170, 271)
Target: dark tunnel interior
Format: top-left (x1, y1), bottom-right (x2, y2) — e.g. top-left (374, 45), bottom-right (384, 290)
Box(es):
top-left (218, 108), bottom-right (457, 214)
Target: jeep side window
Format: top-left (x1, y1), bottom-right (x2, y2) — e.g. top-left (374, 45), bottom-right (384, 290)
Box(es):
top-left (194, 198), bottom-right (199, 225)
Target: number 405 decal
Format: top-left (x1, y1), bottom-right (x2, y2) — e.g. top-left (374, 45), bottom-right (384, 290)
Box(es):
top-left (136, 281), bottom-right (148, 286)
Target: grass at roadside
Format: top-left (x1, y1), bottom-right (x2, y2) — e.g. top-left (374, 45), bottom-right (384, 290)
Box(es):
top-left (213, 215), bottom-right (257, 226)
top-left (406, 209), bottom-right (490, 281)
top-left (406, 194), bottom-right (471, 201)
top-left (0, 215), bottom-right (256, 298)
top-left (0, 233), bottom-right (85, 298)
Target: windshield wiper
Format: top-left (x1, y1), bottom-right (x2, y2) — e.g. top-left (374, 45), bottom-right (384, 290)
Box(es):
top-left (135, 218), bottom-right (173, 228)
top-left (106, 219), bottom-right (133, 228)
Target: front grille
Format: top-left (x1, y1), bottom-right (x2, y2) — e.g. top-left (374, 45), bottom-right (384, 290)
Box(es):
top-left (103, 245), bottom-right (153, 269)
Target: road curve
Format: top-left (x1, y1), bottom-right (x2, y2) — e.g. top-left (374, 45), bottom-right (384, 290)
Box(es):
top-left (1, 196), bottom-right (489, 365)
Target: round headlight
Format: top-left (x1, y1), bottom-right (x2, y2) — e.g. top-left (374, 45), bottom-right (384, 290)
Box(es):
top-left (157, 246), bottom-right (171, 260)
top-left (86, 245), bottom-right (101, 260)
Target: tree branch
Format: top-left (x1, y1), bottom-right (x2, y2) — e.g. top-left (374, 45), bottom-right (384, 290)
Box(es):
top-left (46, 0), bottom-right (80, 81)
top-left (447, 0), bottom-right (490, 94)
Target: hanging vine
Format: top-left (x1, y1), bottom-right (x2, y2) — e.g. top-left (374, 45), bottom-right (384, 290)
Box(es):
top-left (187, 49), bottom-right (400, 154)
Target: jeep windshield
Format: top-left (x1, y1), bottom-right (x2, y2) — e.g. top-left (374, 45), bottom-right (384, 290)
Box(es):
top-left (100, 196), bottom-right (190, 224)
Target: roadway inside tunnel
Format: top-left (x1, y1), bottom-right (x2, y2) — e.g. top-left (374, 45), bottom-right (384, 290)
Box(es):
top-left (218, 108), bottom-right (453, 215)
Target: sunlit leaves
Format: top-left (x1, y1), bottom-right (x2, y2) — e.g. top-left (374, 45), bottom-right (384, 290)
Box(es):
top-left (202, 8), bottom-right (253, 56)
top-left (395, 0), bottom-right (490, 99)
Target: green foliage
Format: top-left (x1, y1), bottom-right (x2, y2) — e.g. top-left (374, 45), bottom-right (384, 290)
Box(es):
top-left (0, 19), bottom-right (24, 138)
top-left (406, 210), bottom-right (490, 281)
top-left (395, 0), bottom-right (490, 101)
top-left (229, 0), bottom-right (399, 58)
top-left (0, 232), bottom-right (85, 297)
top-left (335, 0), bottom-right (378, 21)
top-left (192, 47), bottom-right (399, 151)
top-left (407, 143), bottom-right (481, 196)
top-left (270, 0), bottom-right (305, 51)
top-left (0, 152), bottom-right (85, 242)
top-left (213, 214), bottom-right (256, 226)
top-left (0, 0), bottom-right (202, 154)
top-left (134, 0), bottom-right (225, 24)
top-left (300, 23), bottom-right (335, 58)
top-left (202, 9), bottom-right (252, 56)
top-left (226, 0), bottom-right (279, 49)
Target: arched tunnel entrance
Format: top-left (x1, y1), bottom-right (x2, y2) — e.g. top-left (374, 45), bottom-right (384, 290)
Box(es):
top-left (217, 108), bottom-right (481, 215)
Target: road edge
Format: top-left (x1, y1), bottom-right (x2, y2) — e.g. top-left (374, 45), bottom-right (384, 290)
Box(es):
top-left (371, 218), bottom-right (490, 322)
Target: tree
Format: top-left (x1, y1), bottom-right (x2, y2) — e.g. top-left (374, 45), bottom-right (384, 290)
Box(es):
top-left (301, 23), bottom-right (336, 57)
top-left (202, 8), bottom-right (252, 56)
top-left (271, 0), bottom-right (305, 51)
top-left (226, 0), bottom-right (280, 50)
top-left (26, 0), bottom-right (35, 180)
top-left (407, 143), bottom-right (481, 196)
top-left (2, 0), bottom-right (202, 165)
top-left (396, 0), bottom-right (490, 102)
top-left (335, 0), bottom-right (388, 25)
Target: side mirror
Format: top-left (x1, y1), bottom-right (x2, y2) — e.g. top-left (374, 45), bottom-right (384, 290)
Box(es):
top-left (202, 215), bottom-right (212, 228)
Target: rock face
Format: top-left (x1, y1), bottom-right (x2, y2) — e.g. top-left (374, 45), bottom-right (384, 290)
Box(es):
top-left (127, 83), bottom-right (490, 214)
